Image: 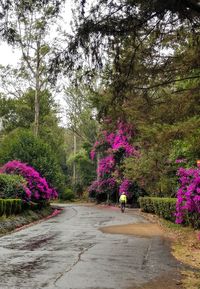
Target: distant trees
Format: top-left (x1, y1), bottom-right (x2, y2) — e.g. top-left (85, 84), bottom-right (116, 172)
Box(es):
top-left (64, 82), bottom-right (98, 194)
top-left (0, 0), bottom-right (64, 136)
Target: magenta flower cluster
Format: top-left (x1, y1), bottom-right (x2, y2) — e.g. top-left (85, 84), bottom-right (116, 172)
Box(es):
top-left (89, 121), bottom-right (138, 198)
top-left (119, 179), bottom-right (133, 197)
top-left (97, 155), bottom-right (115, 177)
top-left (175, 167), bottom-right (200, 224)
top-left (88, 178), bottom-right (117, 194)
top-left (90, 121), bottom-right (138, 161)
top-left (1, 160), bottom-right (58, 202)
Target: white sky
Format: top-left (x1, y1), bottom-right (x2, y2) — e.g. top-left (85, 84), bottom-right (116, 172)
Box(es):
top-left (0, 44), bottom-right (20, 65)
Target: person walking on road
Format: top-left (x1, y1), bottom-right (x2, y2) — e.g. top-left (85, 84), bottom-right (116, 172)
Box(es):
top-left (119, 192), bottom-right (127, 213)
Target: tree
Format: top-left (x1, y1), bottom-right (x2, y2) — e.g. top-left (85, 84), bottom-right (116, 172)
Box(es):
top-left (57, 1), bottom-right (199, 110)
top-left (64, 81), bottom-right (98, 191)
top-left (88, 121), bottom-right (140, 203)
top-left (0, 129), bottom-right (65, 193)
top-left (0, 0), bottom-right (64, 136)
top-left (0, 89), bottom-right (57, 131)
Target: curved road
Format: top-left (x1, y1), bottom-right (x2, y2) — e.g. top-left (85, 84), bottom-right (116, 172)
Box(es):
top-left (0, 205), bottom-right (181, 289)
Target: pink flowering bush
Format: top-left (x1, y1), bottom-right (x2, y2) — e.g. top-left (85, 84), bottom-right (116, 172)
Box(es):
top-left (119, 179), bottom-right (133, 197)
top-left (90, 121), bottom-right (138, 161)
top-left (88, 178), bottom-right (117, 201)
top-left (175, 167), bottom-right (200, 228)
top-left (1, 160), bottom-right (58, 202)
top-left (89, 120), bottom-right (139, 202)
top-left (97, 155), bottom-right (115, 177)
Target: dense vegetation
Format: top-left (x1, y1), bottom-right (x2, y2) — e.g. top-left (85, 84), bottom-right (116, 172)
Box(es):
top-left (0, 0), bottom-right (199, 225)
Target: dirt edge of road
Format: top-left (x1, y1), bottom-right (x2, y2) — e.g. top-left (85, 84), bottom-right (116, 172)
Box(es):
top-left (99, 205), bottom-right (200, 289)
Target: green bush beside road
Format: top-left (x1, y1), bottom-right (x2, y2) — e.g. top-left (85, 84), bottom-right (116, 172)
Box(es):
top-left (0, 199), bottom-right (22, 216)
top-left (139, 197), bottom-right (176, 222)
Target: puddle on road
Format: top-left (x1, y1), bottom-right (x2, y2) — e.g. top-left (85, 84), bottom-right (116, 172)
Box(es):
top-left (99, 223), bottom-right (164, 237)
top-left (100, 223), bottom-right (183, 289)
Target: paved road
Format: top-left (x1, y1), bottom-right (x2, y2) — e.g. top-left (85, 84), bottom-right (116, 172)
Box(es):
top-left (0, 205), bottom-right (181, 289)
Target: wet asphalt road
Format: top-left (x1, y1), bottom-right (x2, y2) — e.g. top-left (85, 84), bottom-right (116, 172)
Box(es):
top-left (0, 205), bottom-right (180, 289)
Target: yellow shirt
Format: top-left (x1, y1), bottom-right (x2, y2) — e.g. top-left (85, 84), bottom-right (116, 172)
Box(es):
top-left (119, 194), bottom-right (127, 203)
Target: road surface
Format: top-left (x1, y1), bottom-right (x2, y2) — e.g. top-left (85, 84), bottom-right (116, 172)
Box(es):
top-left (0, 204), bottom-right (181, 289)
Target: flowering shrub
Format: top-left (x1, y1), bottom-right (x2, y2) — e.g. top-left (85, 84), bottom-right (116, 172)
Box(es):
top-left (1, 160), bottom-right (58, 202)
top-left (89, 120), bottom-right (138, 201)
top-left (175, 167), bottom-right (200, 227)
top-left (97, 155), bottom-right (115, 177)
top-left (89, 178), bottom-right (117, 194)
top-left (119, 179), bottom-right (133, 197)
top-left (0, 129), bottom-right (65, 193)
top-left (90, 121), bottom-right (138, 161)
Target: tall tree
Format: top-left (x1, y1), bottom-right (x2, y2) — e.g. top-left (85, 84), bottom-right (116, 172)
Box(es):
top-left (64, 81), bottom-right (98, 191)
top-left (0, 0), bottom-right (64, 136)
top-left (59, 0), bottom-right (200, 107)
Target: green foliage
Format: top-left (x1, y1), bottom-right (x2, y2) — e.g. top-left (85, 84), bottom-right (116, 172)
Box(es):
top-left (61, 188), bottom-right (75, 201)
top-left (0, 89), bottom-right (58, 132)
top-left (0, 173), bottom-right (26, 199)
top-left (169, 119), bottom-right (200, 167)
top-left (0, 129), bottom-right (65, 193)
top-left (139, 197), bottom-right (176, 222)
top-left (67, 148), bottom-right (96, 188)
top-left (139, 197), bottom-right (200, 229)
top-left (184, 212), bottom-right (200, 229)
top-left (0, 199), bottom-right (22, 216)
top-left (124, 116), bottom-right (200, 196)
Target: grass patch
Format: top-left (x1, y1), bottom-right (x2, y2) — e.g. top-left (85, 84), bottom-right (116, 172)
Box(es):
top-left (181, 271), bottom-right (200, 289)
top-left (0, 206), bottom-right (54, 236)
top-left (160, 219), bottom-right (200, 289)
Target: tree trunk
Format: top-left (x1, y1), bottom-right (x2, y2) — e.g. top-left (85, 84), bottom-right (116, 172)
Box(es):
top-left (34, 40), bottom-right (40, 137)
top-left (34, 88), bottom-right (39, 137)
top-left (73, 133), bottom-right (77, 187)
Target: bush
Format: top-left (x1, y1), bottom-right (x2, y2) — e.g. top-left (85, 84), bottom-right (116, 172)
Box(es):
top-left (0, 173), bottom-right (28, 200)
top-left (175, 167), bottom-right (200, 228)
top-left (0, 199), bottom-right (22, 216)
top-left (61, 188), bottom-right (75, 201)
top-left (139, 197), bottom-right (176, 222)
top-left (0, 129), bottom-right (65, 193)
top-left (1, 160), bottom-right (58, 202)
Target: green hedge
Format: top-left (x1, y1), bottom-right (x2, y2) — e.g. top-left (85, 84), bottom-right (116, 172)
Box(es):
top-left (0, 173), bottom-right (27, 199)
top-left (139, 197), bottom-right (176, 222)
top-left (0, 199), bottom-right (22, 216)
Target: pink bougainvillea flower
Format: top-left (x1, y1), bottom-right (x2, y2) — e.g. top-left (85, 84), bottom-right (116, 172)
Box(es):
top-left (1, 160), bottom-right (58, 202)
top-left (175, 167), bottom-right (200, 224)
top-left (89, 120), bottom-right (138, 199)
